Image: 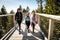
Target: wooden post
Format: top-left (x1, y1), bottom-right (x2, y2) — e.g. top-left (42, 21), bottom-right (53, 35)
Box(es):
top-left (48, 19), bottom-right (54, 40)
top-left (13, 14), bottom-right (16, 27)
top-left (38, 15), bottom-right (41, 26)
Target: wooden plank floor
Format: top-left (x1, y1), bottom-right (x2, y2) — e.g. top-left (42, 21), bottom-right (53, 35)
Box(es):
top-left (9, 20), bottom-right (43, 40)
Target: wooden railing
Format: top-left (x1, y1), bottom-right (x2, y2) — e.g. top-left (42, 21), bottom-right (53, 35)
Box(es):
top-left (0, 13), bottom-right (25, 40)
top-left (0, 13), bottom-right (60, 40)
top-left (36, 13), bottom-right (60, 40)
top-left (0, 14), bottom-right (17, 40)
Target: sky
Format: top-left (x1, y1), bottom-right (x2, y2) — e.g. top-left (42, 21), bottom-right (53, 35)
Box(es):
top-left (0, 0), bottom-right (38, 13)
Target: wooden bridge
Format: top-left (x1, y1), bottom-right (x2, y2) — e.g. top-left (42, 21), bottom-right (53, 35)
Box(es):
top-left (0, 13), bottom-right (60, 40)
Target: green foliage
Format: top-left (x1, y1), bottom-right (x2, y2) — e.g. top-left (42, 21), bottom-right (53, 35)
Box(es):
top-left (1, 5), bottom-right (8, 30)
top-left (36, 6), bottom-right (43, 13)
top-left (0, 5), bottom-right (8, 38)
top-left (1, 5), bottom-right (7, 14)
top-left (55, 0), bottom-right (60, 6)
top-left (6, 10), bottom-right (14, 32)
top-left (40, 16), bottom-right (49, 37)
top-left (0, 6), bottom-right (14, 38)
top-left (6, 15), bottom-right (14, 32)
top-left (23, 9), bottom-right (27, 13)
top-left (36, 0), bottom-right (43, 13)
top-left (36, 0), bottom-right (60, 40)
top-left (10, 10), bottom-right (14, 14)
top-left (32, 10), bottom-right (35, 12)
top-left (52, 21), bottom-right (60, 40)
top-left (44, 0), bottom-right (60, 15)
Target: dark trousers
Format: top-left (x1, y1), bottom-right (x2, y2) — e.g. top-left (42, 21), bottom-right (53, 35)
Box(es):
top-left (32, 22), bottom-right (35, 32)
top-left (17, 20), bottom-right (22, 32)
top-left (25, 21), bottom-right (30, 29)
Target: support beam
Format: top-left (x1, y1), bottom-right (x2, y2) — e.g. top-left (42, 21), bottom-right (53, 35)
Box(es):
top-left (37, 15), bottom-right (41, 26)
top-left (13, 15), bottom-right (16, 27)
top-left (48, 19), bottom-right (54, 40)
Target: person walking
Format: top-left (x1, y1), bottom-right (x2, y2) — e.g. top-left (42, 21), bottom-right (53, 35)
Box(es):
top-left (31, 11), bottom-right (37, 33)
top-left (25, 13), bottom-right (30, 33)
top-left (15, 8), bottom-right (23, 34)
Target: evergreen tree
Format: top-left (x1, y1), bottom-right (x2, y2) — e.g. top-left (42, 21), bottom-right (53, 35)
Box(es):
top-left (26, 6), bottom-right (30, 12)
top-left (0, 5), bottom-right (8, 37)
top-left (23, 9), bottom-right (27, 13)
top-left (10, 10), bottom-right (14, 14)
top-left (36, 6), bottom-right (42, 13)
top-left (41, 0), bottom-right (60, 40)
top-left (1, 5), bottom-right (7, 14)
top-left (44, 0), bottom-right (60, 15)
top-left (55, 0), bottom-right (60, 6)
top-left (36, 0), bottom-right (43, 13)
top-left (55, 0), bottom-right (60, 15)
top-left (32, 10), bottom-right (35, 13)
top-left (1, 5), bottom-right (8, 30)
top-left (19, 5), bottom-right (22, 10)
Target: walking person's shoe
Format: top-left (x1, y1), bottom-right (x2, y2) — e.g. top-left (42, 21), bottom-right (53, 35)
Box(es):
top-left (19, 28), bottom-right (21, 34)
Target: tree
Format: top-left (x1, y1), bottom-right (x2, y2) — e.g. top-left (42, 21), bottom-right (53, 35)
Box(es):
top-left (26, 6), bottom-right (30, 12)
top-left (1, 5), bottom-right (8, 30)
top-left (36, 0), bottom-right (43, 13)
top-left (44, 0), bottom-right (54, 14)
top-left (19, 5), bottom-right (22, 10)
top-left (44, 0), bottom-right (60, 15)
top-left (23, 9), bottom-right (27, 13)
top-left (55, 0), bottom-right (60, 6)
top-left (42, 0), bottom-right (60, 40)
top-left (32, 10), bottom-right (35, 13)
top-left (10, 10), bottom-right (14, 14)
top-left (1, 5), bottom-right (7, 14)
top-left (36, 0), bottom-right (40, 7)
top-left (55, 0), bottom-right (60, 15)
top-left (0, 5), bottom-right (8, 37)
top-left (36, 6), bottom-right (42, 13)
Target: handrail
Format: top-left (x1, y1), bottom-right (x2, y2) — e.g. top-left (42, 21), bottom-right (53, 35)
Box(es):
top-left (36, 13), bottom-right (60, 40)
top-left (0, 26), bottom-right (17, 40)
top-left (0, 13), bottom-right (60, 40)
top-left (36, 13), bottom-right (60, 20)
top-left (0, 14), bottom-right (15, 17)
top-left (0, 14), bottom-right (16, 40)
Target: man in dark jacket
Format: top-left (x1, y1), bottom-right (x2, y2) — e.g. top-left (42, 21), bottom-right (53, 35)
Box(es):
top-left (15, 8), bottom-right (23, 34)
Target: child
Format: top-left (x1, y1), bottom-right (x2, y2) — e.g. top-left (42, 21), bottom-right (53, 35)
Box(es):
top-left (25, 13), bottom-right (30, 32)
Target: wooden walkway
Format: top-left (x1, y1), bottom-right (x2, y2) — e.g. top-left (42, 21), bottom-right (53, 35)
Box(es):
top-left (9, 20), bottom-right (43, 40)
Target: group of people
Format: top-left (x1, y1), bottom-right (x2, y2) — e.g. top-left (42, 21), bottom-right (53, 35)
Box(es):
top-left (15, 8), bottom-right (37, 34)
